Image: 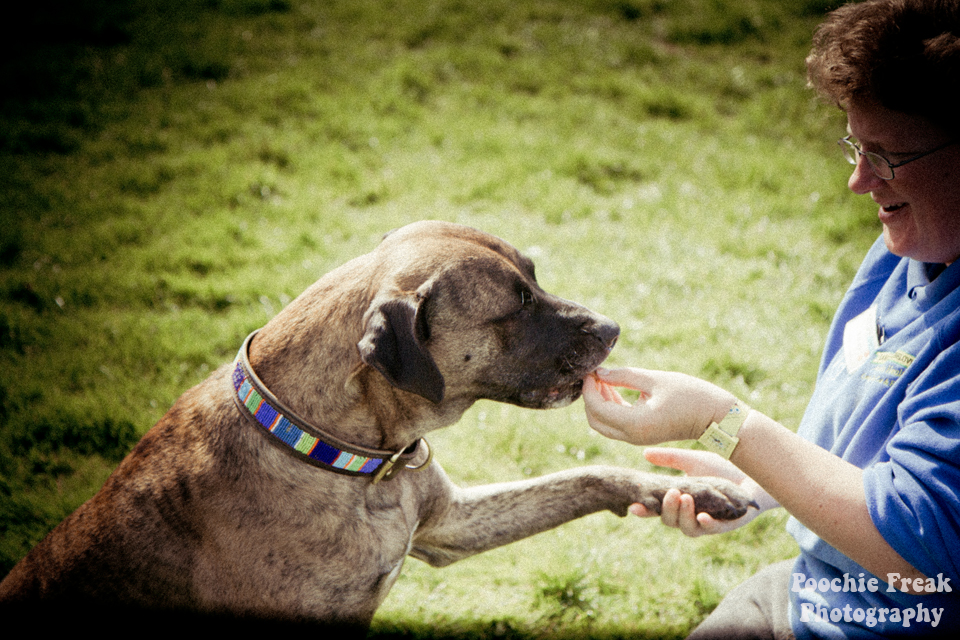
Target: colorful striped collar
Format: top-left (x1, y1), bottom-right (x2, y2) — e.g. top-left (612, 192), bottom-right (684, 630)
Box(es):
top-left (231, 330), bottom-right (429, 482)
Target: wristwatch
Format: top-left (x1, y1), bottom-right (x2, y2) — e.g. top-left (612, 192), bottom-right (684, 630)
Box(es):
top-left (697, 399), bottom-right (750, 459)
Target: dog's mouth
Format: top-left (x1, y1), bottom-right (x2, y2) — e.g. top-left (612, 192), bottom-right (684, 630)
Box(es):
top-left (513, 345), bottom-right (617, 409)
top-left (517, 378), bottom-right (585, 409)
top-left (480, 327), bottom-right (617, 410)
top-left (480, 371), bottom-right (591, 410)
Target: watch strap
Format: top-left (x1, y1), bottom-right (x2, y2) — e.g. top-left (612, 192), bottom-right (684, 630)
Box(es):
top-left (697, 399), bottom-right (750, 459)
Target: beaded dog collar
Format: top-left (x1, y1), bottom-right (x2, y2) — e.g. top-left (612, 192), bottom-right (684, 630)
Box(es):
top-left (231, 330), bottom-right (429, 483)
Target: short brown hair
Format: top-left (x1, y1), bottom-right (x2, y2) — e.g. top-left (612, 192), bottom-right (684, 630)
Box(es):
top-left (806, 0), bottom-right (960, 135)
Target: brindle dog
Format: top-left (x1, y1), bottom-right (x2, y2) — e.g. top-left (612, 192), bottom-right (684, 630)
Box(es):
top-left (0, 221), bottom-right (753, 631)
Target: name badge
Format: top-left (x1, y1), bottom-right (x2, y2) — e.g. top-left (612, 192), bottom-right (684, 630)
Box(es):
top-left (843, 304), bottom-right (880, 373)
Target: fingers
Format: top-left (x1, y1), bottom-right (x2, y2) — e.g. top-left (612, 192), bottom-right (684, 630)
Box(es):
top-left (643, 447), bottom-right (720, 477)
top-left (642, 447), bottom-right (694, 472)
top-left (629, 486), bottom-right (759, 537)
top-left (595, 377), bottom-right (631, 406)
top-left (675, 493), bottom-right (712, 537)
top-left (627, 489), bottom-right (706, 536)
top-left (593, 366), bottom-right (652, 390)
top-left (628, 503), bottom-right (656, 518)
top-left (583, 374), bottom-right (632, 409)
top-left (693, 507), bottom-right (759, 535)
top-left (659, 489), bottom-right (685, 528)
top-left (643, 447), bottom-right (747, 483)
top-left (581, 376), bottom-right (644, 443)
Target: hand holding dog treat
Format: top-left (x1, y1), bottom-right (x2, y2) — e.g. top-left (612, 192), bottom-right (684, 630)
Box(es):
top-left (582, 367), bottom-right (738, 445)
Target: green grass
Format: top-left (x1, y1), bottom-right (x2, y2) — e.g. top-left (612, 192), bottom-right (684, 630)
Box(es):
top-left (1, 0), bottom-right (878, 636)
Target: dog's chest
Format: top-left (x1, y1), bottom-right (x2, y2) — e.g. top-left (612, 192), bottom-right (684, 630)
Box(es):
top-left (188, 487), bottom-right (418, 618)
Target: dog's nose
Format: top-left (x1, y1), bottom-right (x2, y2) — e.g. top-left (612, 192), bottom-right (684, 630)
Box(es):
top-left (585, 319), bottom-right (620, 352)
top-left (602, 324), bottom-right (619, 351)
top-left (606, 333), bottom-right (618, 351)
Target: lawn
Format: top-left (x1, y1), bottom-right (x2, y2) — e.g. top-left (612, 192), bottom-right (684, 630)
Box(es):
top-left (1, 0), bottom-right (879, 636)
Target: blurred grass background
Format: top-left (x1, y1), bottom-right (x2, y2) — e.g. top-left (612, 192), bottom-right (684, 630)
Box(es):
top-left (1, 0), bottom-right (880, 637)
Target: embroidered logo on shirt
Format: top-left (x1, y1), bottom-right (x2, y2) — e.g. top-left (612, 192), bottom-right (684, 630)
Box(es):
top-left (862, 350), bottom-right (915, 387)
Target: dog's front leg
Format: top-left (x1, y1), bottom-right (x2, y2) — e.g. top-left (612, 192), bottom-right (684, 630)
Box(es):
top-left (410, 465), bottom-right (753, 567)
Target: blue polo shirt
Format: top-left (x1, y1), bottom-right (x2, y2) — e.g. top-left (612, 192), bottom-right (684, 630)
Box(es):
top-left (788, 237), bottom-right (960, 638)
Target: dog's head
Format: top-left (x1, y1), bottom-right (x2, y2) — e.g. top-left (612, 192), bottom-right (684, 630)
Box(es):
top-left (357, 221), bottom-right (619, 410)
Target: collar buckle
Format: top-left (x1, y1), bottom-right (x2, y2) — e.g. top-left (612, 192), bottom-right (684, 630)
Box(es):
top-left (372, 450), bottom-right (406, 484)
top-left (371, 439), bottom-right (432, 483)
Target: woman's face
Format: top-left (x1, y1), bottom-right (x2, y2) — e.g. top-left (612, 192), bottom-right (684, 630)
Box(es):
top-left (846, 99), bottom-right (960, 264)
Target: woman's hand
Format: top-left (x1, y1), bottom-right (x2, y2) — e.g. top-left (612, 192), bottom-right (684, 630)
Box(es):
top-left (631, 448), bottom-right (778, 537)
top-left (582, 367), bottom-right (738, 445)
top-left (582, 368), bottom-right (777, 536)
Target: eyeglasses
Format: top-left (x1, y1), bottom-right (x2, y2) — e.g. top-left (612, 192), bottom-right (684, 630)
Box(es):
top-left (839, 135), bottom-right (956, 180)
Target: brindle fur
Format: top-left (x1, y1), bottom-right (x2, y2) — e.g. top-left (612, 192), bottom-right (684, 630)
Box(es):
top-left (0, 221), bottom-right (753, 631)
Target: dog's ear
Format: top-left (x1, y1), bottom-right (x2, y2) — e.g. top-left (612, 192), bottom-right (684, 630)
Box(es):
top-left (358, 293), bottom-right (445, 404)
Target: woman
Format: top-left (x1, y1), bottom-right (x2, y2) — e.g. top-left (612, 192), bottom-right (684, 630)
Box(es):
top-left (582, 0), bottom-right (960, 637)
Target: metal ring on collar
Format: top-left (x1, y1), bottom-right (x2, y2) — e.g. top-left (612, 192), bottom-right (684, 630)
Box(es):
top-left (404, 439), bottom-right (433, 471)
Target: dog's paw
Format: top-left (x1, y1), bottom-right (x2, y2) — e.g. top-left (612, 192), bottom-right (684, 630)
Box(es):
top-left (637, 478), bottom-right (757, 521)
top-left (678, 478), bottom-right (758, 520)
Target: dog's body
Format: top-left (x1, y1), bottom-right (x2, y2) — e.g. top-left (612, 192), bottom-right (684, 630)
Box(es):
top-left (0, 221), bottom-right (751, 629)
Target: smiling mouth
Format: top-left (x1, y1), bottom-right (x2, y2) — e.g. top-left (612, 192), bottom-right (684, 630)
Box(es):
top-left (877, 200), bottom-right (911, 221)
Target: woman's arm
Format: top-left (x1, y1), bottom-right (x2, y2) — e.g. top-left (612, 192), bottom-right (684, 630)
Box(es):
top-left (731, 408), bottom-right (925, 587)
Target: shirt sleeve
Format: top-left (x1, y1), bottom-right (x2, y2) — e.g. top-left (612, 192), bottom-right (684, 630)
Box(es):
top-left (864, 334), bottom-right (960, 582)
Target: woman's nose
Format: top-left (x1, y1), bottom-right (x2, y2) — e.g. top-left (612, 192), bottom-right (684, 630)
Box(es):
top-left (848, 154), bottom-right (885, 194)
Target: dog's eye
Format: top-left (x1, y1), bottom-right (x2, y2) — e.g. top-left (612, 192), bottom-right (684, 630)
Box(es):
top-left (519, 290), bottom-right (534, 308)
